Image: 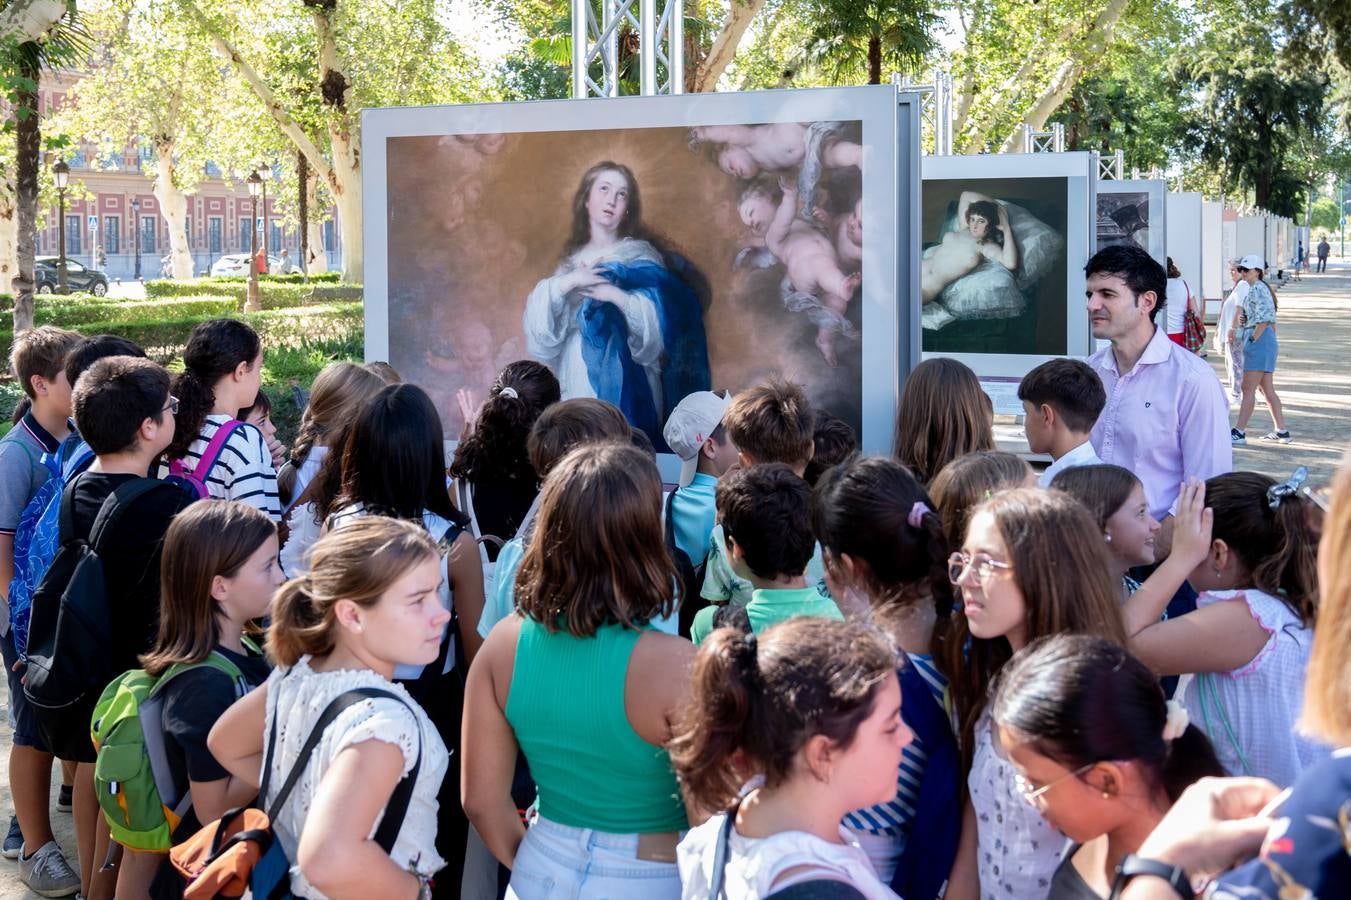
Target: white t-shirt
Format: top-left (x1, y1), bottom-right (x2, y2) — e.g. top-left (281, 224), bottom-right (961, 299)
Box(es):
top-left (1165, 277), bottom-right (1190, 335)
top-left (677, 810), bottom-right (899, 900)
top-left (262, 658), bottom-right (448, 900)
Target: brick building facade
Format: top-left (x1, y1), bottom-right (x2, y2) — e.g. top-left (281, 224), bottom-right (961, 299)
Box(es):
top-left (34, 70), bottom-right (341, 280)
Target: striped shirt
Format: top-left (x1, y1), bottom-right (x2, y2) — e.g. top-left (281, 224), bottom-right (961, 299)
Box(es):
top-left (157, 415), bottom-right (281, 521)
top-left (843, 652), bottom-right (947, 837)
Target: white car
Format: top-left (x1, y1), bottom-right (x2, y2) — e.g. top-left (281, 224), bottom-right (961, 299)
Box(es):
top-left (210, 253), bottom-right (282, 277)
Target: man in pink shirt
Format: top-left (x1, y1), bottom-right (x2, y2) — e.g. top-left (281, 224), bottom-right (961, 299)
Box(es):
top-left (1084, 244), bottom-right (1232, 550)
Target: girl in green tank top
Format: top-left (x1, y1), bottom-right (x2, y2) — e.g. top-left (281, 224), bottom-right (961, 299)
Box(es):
top-left (462, 441), bottom-right (696, 900)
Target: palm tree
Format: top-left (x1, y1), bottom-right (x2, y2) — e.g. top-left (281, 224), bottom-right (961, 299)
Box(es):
top-left (804, 0), bottom-right (939, 85)
top-left (2, 0), bottom-right (87, 331)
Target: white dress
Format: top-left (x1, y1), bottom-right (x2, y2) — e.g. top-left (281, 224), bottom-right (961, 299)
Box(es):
top-left (523, 237), bottom-right (666, 409)
top-left (677, 812), bottom-right (898, 900)
top-left (968, 713), bottom-right (1069, 899)
top-left (262, 658), bottom-right (449, 900)
top-left (1180, 589), bottom-right (1330, 787)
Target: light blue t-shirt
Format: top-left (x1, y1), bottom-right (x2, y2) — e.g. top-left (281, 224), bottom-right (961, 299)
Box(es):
top-left (477, 535), bottom-right (679, 638)
top-left (699, 523), bottom-right (830, 606)
top-left (670, 474), bottom-right (718, 567)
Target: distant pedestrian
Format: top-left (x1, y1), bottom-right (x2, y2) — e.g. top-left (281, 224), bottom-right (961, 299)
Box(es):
top-left (1297, 240), bottom-right (1306, 272)
top-left (254, 246), bottom-right (268, 275)
top-left (278, 248), bottom-right (294, 274)
top-left (1231, 254), bottom-right (1290, 444)
top-left (1317, 237), bottom-right (1330, 272)
top-left (1216, 260), bottom-right (1249, 406)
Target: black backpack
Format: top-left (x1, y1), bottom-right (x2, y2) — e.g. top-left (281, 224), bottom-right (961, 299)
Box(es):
top-left (24, 478), bottom-right (170, 760)
top-left (665, 488), bottom-right (711, 640)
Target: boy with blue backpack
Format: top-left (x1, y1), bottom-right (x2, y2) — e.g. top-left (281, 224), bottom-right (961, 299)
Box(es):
top-left (23, 356), bottom-right (193, 899)
top-left (0, 325), bottom-right (83, 897)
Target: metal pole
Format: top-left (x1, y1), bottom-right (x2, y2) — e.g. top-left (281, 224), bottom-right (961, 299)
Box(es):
top-left (640, 0), bottom-right (656, 95)
top-left (1341, 183), bottom-right (1345, 261)
top-left (261, 178), bottom-right (268, 268)
top-left (571, 0), bottom-right (587, 98)
top-left (668, 0), bottom-right (684, 93)
top-left (56, 188), bottom-right (67, 293)
top-left (132, 198), bottom-right (141, 280)
top-left (605, 1), bottom-right (620, 96)
top-left (248, 193), bottom-right (260, 310)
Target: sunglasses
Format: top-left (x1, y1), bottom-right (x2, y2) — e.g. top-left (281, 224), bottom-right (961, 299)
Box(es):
top-left (1236, 266), bottom-right (1249, 273)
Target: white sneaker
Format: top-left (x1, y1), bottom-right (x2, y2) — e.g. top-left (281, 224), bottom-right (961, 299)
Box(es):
top-left (18, 840), bottom-right (80, 897)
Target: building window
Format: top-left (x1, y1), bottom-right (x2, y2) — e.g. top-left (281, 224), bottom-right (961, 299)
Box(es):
top-left (141, 216), bottom-right (157, 253)
top-left (238, 219), bottom-right (250, 253)
top-left (208, 217), bottom-right (222, 254)
top-left (65, 216), bottom-right (81, 256)
top-left (269, 221), bottom-right (282, 252)
top-left (323, 220), bottom-right (335, 251)
top-left (103, 215), bottom-right (120, 254)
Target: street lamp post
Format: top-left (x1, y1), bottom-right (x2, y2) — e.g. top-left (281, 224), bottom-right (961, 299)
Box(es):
top-left (131, 197), bottom-right (142, 279)
top-left (53, 159), bottom-right (69, 294)
top-left (256, 166), bottom-right (269, 271)
top-left (246, 172), bottom-right (263, 312)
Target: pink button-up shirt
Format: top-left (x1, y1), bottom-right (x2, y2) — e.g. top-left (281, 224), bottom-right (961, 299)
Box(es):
top-left (1089, 326), bottom-right (1233, 520)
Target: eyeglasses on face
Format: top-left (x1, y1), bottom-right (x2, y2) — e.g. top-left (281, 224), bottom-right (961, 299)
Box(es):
top-left (947, 551), bottom-right (1013, 585)
top-left (162, 395), bottom-right (179, 415)
top-left (1013, 763), bottom-right (1095, 806)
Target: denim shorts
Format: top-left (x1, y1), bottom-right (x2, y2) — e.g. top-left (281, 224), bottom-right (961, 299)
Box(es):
top-left (506, 815), bottom-right (682, 900)
top-left (1, 627), bottom-right (48, 750)
top-left (1242, 326), bottom-right (1278, 372)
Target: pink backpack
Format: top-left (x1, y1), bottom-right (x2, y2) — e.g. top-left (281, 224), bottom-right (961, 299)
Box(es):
top-left (166, 420), bottom-right (243, 500)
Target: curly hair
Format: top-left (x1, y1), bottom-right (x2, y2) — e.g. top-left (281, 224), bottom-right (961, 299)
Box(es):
top-left (450, 360), bottom-right (560, 485)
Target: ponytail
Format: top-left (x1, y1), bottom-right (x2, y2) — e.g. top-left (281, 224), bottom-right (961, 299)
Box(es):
top-left (266, 577), bottom-right (330, 666)
top-left (450, 360), bottom-right (561, 484)
top-left (670, 618), bottom-right (896, 813)
top-left (165, 319), bottom-right (261, 461)
top-left (1160, 724), bottom-right (1225, 803)
top-left (266, 516), bottom-right (440, 667)
top-left (1205, 472), bottom-right (1318, 626)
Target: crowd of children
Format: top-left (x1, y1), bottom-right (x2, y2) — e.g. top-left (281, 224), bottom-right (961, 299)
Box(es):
top-left (1, 240), bottom-right (1346, 900)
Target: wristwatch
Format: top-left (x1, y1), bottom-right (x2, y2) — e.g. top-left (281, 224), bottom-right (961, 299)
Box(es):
top-left (1110, 854), bottom-right (1195, 900)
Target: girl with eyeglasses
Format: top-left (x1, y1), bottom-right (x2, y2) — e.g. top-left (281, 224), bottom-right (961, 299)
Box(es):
top-left (989, 634), bottom-right (1223, 899)
top-left (941, 488), bottom-right (1127, 900)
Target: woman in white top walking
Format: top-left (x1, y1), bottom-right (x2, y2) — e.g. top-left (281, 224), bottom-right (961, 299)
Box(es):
top-left (209, 517), bottom-right (451, 900)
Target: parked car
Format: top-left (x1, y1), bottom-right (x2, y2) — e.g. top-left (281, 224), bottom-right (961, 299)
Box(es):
top-left (35, 256), bottom-right (109, 296)
top-left (210, 253), bottom-right (281, 277)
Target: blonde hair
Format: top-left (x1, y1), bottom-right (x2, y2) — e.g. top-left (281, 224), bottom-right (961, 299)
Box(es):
top-left (267, 516), bottom-right (440, 666)
top-left (289, 362), bottom-right (387, 468)
top-left (1303, 451), bottom-right (1351, 743)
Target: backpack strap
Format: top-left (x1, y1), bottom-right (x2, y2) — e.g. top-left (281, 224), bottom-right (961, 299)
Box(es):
top-left (88, 478), bottom-right (173, 550)
top-left (708, 794), bottom-right (745, 900)
top-left (152, 651), bottom-right (250, 702)
top-left (191, 419), bottom-right (244, 484)
top-left (261, 686), bottom-right (422, 854)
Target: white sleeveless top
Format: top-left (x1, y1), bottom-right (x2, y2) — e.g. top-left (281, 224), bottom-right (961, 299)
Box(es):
top-left (677, 810), bottom-right (898, 900)
top-left (262, 658), bottom-right (449, 900)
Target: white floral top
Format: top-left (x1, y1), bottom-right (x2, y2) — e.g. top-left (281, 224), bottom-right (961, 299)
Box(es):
top-left (968, 712), bottom-right (1069, 899)
top-left (261, 658), bottom-right (449, 899)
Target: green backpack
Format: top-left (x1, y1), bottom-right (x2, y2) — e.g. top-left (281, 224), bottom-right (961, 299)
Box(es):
top-left (90, 648), bottom-right (253, 851)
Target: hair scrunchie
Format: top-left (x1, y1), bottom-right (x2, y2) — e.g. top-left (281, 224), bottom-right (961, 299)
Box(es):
top-left (908, 501), bottom-right (931, 529)
top-left (498, 386), bottom-right (519, 400)
top-left (1162, 699), bottom-right (1189, 742)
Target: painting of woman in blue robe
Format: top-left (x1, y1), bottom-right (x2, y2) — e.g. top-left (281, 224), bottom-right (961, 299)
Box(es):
top-left (524, 161), bottom-right (712, 449)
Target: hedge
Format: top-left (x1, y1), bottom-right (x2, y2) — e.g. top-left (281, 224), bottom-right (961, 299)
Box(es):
top-left (198, 272), bottom-right (343, 285)
top-left (144, 280), bottom-right (362, 309)
top-left (32, 297), bottom-right (239, 328)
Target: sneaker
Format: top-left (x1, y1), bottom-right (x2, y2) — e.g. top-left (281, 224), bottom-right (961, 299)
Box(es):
top-left (18, 840), bottom-right (80, 897)
top-left (56, 785), bottom-right (72, 813)
top-left (1231, 428), bottom-right (1247, 445)
top-left (1261, 430), bottom-right (1293, 444)
top-left (2, 816), bottom-right (21, 859)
